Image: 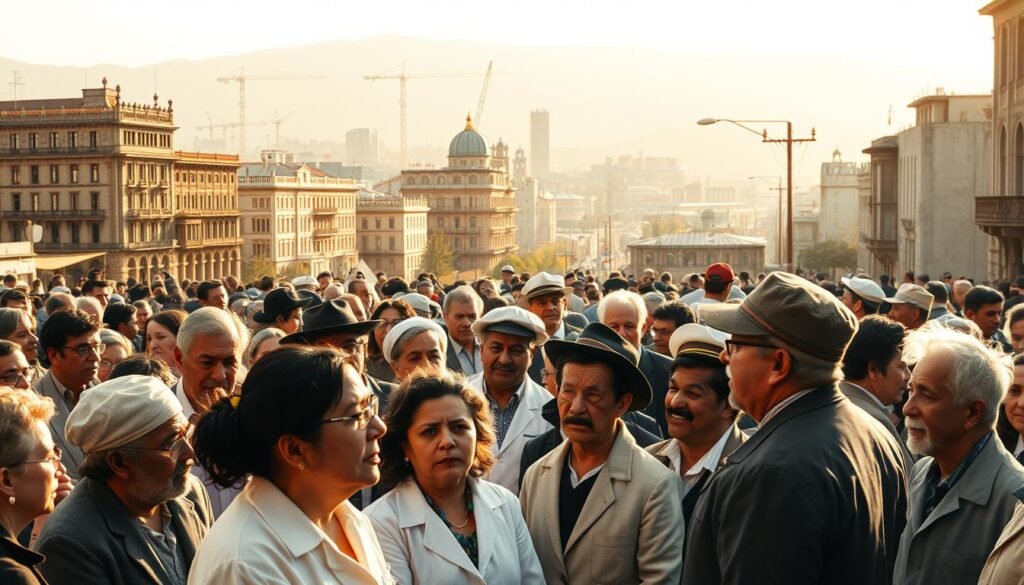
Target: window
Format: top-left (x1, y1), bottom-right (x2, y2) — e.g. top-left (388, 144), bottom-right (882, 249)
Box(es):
top-left (92, 223), bottom-right (100, 243)
top-left (30, 165), bottom-right (39, 184)
top-left (31, 193), bottom-right (38, 211)
top-left (10, 167), bottom-right (19, 185)
top-left (389, 237), bottom-right (395, 250)
top-left (48, 132), bottom-right (58, 148)
top-left (50, 193), bottom-right (59, 210)
top-left (362, 218), bottom-right (368, 229)
top-left (388, 217), bottom-right (395, 229)
top-left (375, 218), bottom-right (381, 228)
top-left (12, 193), bottom-right (20, 211)
top-left (70, 192), bottom-right (79, 210)
top-left (90, 164), bottom-right (99, 182)
top-left (10, 223), bottom-right (21, 241)
top-left (90, 192), bottom-right (99, 210)
top-left (71, 224), bottom-right (80, 244)
top-left (89, 131), bottom-right (97, 147)
top-left (9, 134), bottom-right (18, 151)
top-left (28, 133), bottom-right (37, 150)
top-left (69, 165), bottom-right (78, 183)
top-left (50, 224), bottom-right (59, 243)
top-left (50, 165), bottom-right (59, 183)
top-left (68, 132), bottom-right (78, 148)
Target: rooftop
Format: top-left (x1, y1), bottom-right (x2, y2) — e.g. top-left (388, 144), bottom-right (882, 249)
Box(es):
top-left (628, 231), bottom-right (766, 248)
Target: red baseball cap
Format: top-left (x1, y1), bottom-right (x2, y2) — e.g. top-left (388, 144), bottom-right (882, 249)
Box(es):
top-left (705, 263), bottom-right (735, 282)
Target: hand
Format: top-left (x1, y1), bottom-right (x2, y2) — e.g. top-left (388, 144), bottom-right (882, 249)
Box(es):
top-left (54, 464), bottom-right (74, 505)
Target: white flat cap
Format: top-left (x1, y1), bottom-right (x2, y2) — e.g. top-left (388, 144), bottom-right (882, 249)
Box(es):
top-left (291, 275), bottom-right (318, 288)
top-left (49, 286), bottom-right (72, 294)
top-left (517, 272), bottom-right (573, 307)
top-left (66, 375), bottom-right (182, 454)
top-left (382, 317), bottom-right (448, 364)
top-left (501, 265), bottom-right (515, 273)
top-left (471, 306), bottom-right (548, 346)
top-left (669, 323), bottom-right (729, 360)
top-left (883, 283), bottom-right (934, 312)
top-left (840, 276), bottom-right (885, 304)
top-left (399, 292), bottom-right (439, 318)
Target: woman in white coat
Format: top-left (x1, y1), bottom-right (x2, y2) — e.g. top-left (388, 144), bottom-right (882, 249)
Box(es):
top-left (365, 373), bottom-right (544, 585)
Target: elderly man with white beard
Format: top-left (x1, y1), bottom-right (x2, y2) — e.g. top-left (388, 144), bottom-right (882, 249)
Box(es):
top-left (893, 327), bottom-right (1024, 585)
top-left (172, 307), bottom-right (247, 517)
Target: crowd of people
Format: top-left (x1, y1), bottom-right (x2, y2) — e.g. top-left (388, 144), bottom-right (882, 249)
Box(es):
top-left (0, 262), bottom-right (1023, 584)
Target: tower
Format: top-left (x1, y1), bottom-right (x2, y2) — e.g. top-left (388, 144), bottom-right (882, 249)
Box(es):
top-left (529, 109), bottom-right (550, 178)
top-left (513, 146), bottom-right (527, 187)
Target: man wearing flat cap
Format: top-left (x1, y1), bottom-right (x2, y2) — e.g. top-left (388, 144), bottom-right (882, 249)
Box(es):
top-left (885, 283), bottom-right (934, 331)
top-left (841, 275), bottom-right (885, 319)
top-left (519, 322), bottom-right (684, 585)
top-left (682, 272), bottom-right (908, 585)
top-left (465, 306), bottom-right (553, 493)
top-left (253, 287), bottom-right (314, 335)
top-left (37, 375), bottom-right (212, 585)
top-left (519, 272), bottom-right (581, 385)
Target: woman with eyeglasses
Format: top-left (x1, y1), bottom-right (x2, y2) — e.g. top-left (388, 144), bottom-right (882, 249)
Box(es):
top-left (365, 373), bottom-right (543, 585)
top-left (0, 308), bottom-right (43, 381)
top-left (0, 341), bottom-right (35, 391)
top-left (366, 300), bottom-right (414, 383)
top-left (97, 329), bottom-right (133, 383)
top-left (0, 386), bottom-right (69, 584)
top-left (189, 345), bottom-right (393, 584)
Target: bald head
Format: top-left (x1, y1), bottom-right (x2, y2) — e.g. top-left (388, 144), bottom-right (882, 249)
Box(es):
top-left (952, 279), bottom-right (973, 309)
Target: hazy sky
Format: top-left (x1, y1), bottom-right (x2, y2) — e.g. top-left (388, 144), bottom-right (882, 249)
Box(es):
top-left (4, 0), bottom-right (991, 69)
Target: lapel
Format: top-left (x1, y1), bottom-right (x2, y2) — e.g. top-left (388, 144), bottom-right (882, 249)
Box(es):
top-left (719, 422), bottom-right (747, 466)
top-left (87, 478), bottom-right (173, 584)
top-left (471, 479), bottom-right (505, 575)
top-left (166, 493), bottom-right (202, 571)
top-left (565, 422), bottom-right (633, 553)
top-left (916, 436), bottom-right (1003, 534)
top-left (35, 372), bottom-right (84, 474)
top-left (394, 481), bottom-right (479, 576)
top-left (495, 378), bottom-right (549, 456)
top-left (446, 341), bottom-right (463, 374)
top-left (536, 441), bottom-right (571, 573)
top-left (646, 438), bottom-right (673, 469)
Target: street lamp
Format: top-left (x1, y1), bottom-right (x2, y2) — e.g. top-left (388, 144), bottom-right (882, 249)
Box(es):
top-left (748, 176), bottom-right (784, 265)
top-left (697, 118), bottom-right (815, 272)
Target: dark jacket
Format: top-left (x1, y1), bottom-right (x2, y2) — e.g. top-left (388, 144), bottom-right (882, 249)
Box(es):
top-left (517, 397), bottom-right (662, 490)
top-left (526, 321), bottom-right (581, 385)
top-left (368, 376), bottom-right (395, 412)
top-left (638, 347), bottom-right (673, 436)
top-left (0, 524), bottom-right (47, 584)
top-left (683, 385), bottom-right (909, 585)
top-left (37, 475), bottom-right (213, 585)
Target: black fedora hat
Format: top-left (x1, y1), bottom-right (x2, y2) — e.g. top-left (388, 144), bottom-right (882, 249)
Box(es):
top-left (543, 322), bottom-right (652, 411)
top-left (279, 299), bottom-right (382, 345)
top-left (253, 288), bottom-right (314, 324)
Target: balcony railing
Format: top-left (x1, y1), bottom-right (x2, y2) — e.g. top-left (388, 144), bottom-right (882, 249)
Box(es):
top-left (0, 146), bottom-right (113, 157)
top-left (4, 209), bottom-right (105, 219)
top-left (976, 195), bottom-right (1024, 227)
top-left (313, 207), bottom-right (336, 215)
top-left (174, 209), bottom-right (241, 218)
top-left (124, 208), bottom-right (173, 218)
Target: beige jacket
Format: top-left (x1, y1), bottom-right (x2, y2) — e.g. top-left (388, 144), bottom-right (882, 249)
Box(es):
top-left (978, 498), bottom-right (1024, 585)
top-left (519, 421), bottom-right (684, 585)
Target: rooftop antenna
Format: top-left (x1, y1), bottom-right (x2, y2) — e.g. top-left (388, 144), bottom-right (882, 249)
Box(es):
top-left (9, 71), bottom-right (25, 107)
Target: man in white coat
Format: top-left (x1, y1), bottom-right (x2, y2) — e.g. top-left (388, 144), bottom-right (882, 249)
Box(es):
top-left (466, 306), bottom-right (553, 493)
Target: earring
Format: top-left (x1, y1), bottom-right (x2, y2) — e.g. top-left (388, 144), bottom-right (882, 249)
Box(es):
top-left (7, 496), bottom-right (14, 505)
top-left (298, 462), bottom-right (306, 471)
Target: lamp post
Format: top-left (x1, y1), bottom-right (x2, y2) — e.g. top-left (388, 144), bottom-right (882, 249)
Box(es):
top-left (698, 118), bottom-right (815, 272)
top-left (748, 176), bottom-right (784, 265)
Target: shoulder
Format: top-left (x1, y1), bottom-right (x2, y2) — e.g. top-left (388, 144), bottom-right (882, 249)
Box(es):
top-left (631, 443), bottom-right (677, 480)
top-left (0, 563), bottom-right (43, 584)
top-left (644, 438), bottom-right (672, 457)
top-left (363, 484), bottom-right (403, 521)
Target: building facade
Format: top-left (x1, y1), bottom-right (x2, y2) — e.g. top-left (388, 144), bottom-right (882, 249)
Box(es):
top-left (899, 93), bottom-right (991, 278)
top-left (628, 231), bottom-right (766, 277)
top-left (820, 150), bottom-right (868, 246)
top-left (978, 0), bottom-right (1024, 279)
top-left (0, 80), bottom-right (181, 281)
top-left (529, 110), bottom-right (550, 178)
top-left (356, 190), bottom-right (429, 281)
top-left (172, 151), bottom-right (242, 281)
top-left (399, 116), bottom-right (517, 272)
top-left (238, 155), bottom-right (358, 278)
top-left (859, 136), bottom-right (900, 277)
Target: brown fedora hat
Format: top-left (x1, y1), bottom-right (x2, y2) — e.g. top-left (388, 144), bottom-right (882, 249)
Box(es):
top-left (279, 299), bottom-right (381, 345)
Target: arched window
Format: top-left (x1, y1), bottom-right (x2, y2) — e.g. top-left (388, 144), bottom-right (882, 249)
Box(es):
top-left (420, 176), bottom-right (431, 185)
top-left (405, 176), bottom-right (415, 186)
top-left (666, 253), bottom-right (674, 266)
top-left (437, 175), bottom-right (447, 185)
top-left (453, 176), bottom-right (462, 185)
top-left (1000, 126), bottom-right (1008, 194)
top-left (1015, 124), bottom-right (1023, 196)
top-left (468, 175), bottom-right (478, 185)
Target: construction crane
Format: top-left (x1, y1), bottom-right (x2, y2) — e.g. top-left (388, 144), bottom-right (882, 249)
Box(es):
top-left (475, 61), bottom-right (493, 130)
top-left (217, 67), bottom-right (325, 159)
top-left (195, 121), bottom-right (267, 151)
top-left (364, 62), bottom-right (498, 170)
top-left (269, 110), bottom-right (296, 147)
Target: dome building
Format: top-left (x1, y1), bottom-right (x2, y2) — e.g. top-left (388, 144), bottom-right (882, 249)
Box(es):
top-left (399, 115), bottom-right (517, 274)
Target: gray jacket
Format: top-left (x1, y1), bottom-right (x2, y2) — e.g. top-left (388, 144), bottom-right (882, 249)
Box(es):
top-left (32, 371), bottom-right (90, 479)
top-left (839, 381), bottom-right (914, 467)
top-left (893, 433), bottom-right (1024, 585)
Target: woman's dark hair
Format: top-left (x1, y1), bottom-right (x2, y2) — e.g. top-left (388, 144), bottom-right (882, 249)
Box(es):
top-left (367, 299), bottom-right (415, 357)
top-left (109, 354), bottom-right (176, 387)
top-left (143, 309), bottom-right (186, 352)
top-left (379, 372), bottom-right (495, 491)
top-left (193, 346), bottom-right (353, 488)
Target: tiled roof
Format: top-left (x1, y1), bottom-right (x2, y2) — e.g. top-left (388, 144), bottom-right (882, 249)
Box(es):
top-left (628, 231), bottom-right (766, 248)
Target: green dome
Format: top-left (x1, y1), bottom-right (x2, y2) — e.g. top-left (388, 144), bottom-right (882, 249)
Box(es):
top-left (448, 114), bottom-right (489, 157)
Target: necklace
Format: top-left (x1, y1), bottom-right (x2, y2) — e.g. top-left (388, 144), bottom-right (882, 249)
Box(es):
top-left (448, 510), bottom-right (471, 530)
top-left (421, 483), bottom-right (475, 531)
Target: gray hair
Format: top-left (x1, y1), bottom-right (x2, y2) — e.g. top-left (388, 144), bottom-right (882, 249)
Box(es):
top-left (389, 326), bottom-right (446, 363)
top-left (98, 329), bottom-right (133, 355)
top-left (177, 307), bottom-right (242, 356)
top-left (75, 296), bottom-right (102, 317)
top-left (244, 327), bottom-right (285, 368)
top-left (597, 290), bottom-right (647, 325)
top-left (902, 325), bottom-right (1011, 429)
top-left (45, 293), bottom-right (75, 315)
top-left (443, 285), bottom-right (484, 316)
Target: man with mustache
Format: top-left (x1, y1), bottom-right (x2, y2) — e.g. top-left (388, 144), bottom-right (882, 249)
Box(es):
top-left (37, 375), bottom-right (213, 585)
top-left (442, 285), bottom-right (483, 376)
top-left (173, 307), bottom-right (243, 517)
top-left (683, 272), bottom-right (908, 585)
top-left (520, 272), bottom-right (581, 384)
top-left (892, 327), bottom-right (1024, 585)
top-left (465, 306), bottom-right (552, 493)
top-left (646, 324), bottom-right (746, 539)
top-left (519, 322), bottom-right (684, 584)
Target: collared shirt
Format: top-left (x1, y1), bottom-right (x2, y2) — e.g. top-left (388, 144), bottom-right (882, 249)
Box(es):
top-left (174, 380), bottom-right (241, 518)
top-left (481, 377), bottom-right (525, 449)
top-left (451, 337), bottom-right (481, 376)
top-left (552, 321), bottom-right (567, 340)
top-left (51, 374), bottom-right (92, 410)
top-left (136, 504), bottom-right (187, 585)
top-left (568, 452), bottom-right (606, 489)
top-left (1015, 435), bottom-right (1023, 459)
top-left (660, 426), bottom-right (733, 498)
top-left (922, 432), bottom-right (992, 520)
top-left (757, 389), bottom-right (816, 428)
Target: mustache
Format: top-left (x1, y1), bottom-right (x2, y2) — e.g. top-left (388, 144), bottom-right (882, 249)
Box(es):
top-left (490, 363), bottom-right (517, 372)
top-left (667, 406), bottom-right (694, 421)
top-left (562, 415), bottom-right (593, 429)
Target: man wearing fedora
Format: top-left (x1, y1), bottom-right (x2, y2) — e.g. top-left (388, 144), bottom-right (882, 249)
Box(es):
top-left (465, 306), bottom-right (553, 493)
top-left (885, 283), bottom-right (934, 331)
top-left (252, 287), bottom-right (315, 335)
top-left (519, 322), bottom-right (684, 585)
top-left (682, 272), bottom-right (908, 585)
top-left (647, 323), bottom-right (746, 537)
top-left (519, 272), bottom-right (581, 385)
top-left (840, 275), bottom-right (885, 319)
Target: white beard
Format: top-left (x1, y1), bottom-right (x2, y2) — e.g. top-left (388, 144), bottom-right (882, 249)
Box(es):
top-left (905, 426), bottom-right (934, 456)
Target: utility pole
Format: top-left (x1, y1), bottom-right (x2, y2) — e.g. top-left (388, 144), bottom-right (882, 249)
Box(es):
top-left (9, 71), bottom-right (24, 108)
top-left (763, 123), bottom-right (815, 272)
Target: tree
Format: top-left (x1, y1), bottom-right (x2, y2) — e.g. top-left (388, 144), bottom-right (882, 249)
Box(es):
top-left (242, 257), bottom-right (278, 283)
top-left (798, 239), bottom-right (858, 274)
top-left (494, 242), bottom-right (574, 277)
top-left (421, 233), bottom-right (455, 276)
top-left (642, 216), bottom-right (689, 238)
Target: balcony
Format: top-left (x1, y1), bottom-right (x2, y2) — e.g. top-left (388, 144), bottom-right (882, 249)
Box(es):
top-left (177, 237), bottom-right (243, 249)
top-left (313, 206), bottom-right (336, 215)
top-left (313, 227), bottom-right (335, 238)
top-left (174, 209), bottom-right (241, 218)
top-left (124, 208), bottom-right (173, 218)
top-left (0, 146), bottom-right (113, 158)
top-left (976, 196), bottom-right (1024, 234)
top-left (4, 209), bottom-right (105, 219)
top-left (34, 240), bottom-right (178, 252)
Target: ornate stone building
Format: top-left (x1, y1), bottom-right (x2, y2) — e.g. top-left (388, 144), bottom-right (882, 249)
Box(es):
top-left (356, 190), bottom-right (429, 281)
top-left (628, 231), bottom-right (766, 277)
top-left (238, 153), bottom-right (358, 278)
top-left (172, 151), bottom-right (242, 280)
top-left (399, 116), bottom-right (517, 273)
top-left (0, 79), bottom-right (182, 281)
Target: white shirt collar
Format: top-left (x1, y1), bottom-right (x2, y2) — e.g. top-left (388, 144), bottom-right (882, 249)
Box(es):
top-left (552, 321), bottom-right (566, 340)
top-left (758, 389), bottom-right (816, 428)
top-left (175, 379), bottom-right (196, 421)
top-left (1015, 435), bottom-right (1023, 458)
top-left (661, 425), bottom-right (733, 478)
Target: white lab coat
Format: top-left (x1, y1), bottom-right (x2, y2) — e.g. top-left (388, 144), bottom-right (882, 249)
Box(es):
top-left (466, 373), bottom-right (553, 493)
top-left (365, 478), bottom-right (544, 585)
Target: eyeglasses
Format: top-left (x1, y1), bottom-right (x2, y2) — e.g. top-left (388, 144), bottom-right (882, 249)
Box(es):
top-left (724, 339), bottom-right (777, 356)
top-left (0, 367), bottom-right (36, 386)
top-left (19, 446), bottom-right (62, 467)
top-left (539, 369), bottom-right (554, 381)
top-left (124, 435), bottom-right (190, 459)
top-left (340, 338), bottom-right (368, 354)
top-left (380, 318), bottom-right (406, 330)
top-left (61, 342), bottom-right (105, 357)
top-left (322, 395), bottom-right (379, 430)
